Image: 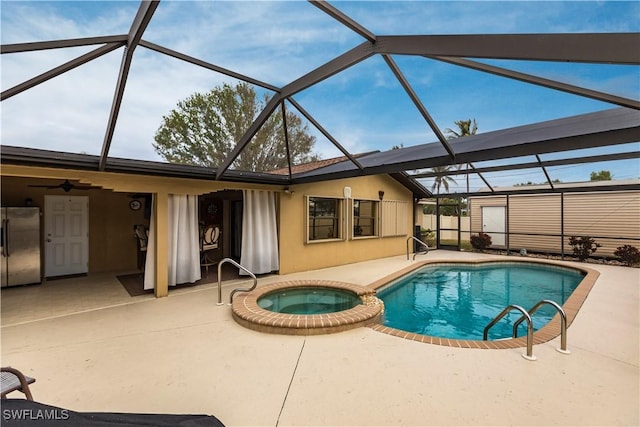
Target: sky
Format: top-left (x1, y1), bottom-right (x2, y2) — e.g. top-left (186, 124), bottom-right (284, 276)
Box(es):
top-left (1, 0), bottom-right (639, 192)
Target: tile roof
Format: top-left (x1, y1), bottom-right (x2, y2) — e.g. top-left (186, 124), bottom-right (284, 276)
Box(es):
top-left (269, 152), bottom-right (375, 175)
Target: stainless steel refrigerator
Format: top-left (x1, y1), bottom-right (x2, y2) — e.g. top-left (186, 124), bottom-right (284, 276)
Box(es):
top-left (1, 207), bottom-right (42, 287)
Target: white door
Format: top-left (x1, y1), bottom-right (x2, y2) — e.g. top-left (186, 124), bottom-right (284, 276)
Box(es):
top-left (45, 195), bottom-right (89, 278)
top-left (482, 206), bottom-right (506, 247)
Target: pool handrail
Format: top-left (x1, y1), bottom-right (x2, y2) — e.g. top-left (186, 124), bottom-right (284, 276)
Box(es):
top-left (216, 258), bottom-right (257, 306)
top-left (406, 236), bottom-right (430, 260)
top-left (513, 299), bottom-right (569, 354)
top-left (483, 304), bottom-right (536, 361)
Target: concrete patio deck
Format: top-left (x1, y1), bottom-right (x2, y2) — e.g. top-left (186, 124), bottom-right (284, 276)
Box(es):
top-left (1, 251), bottom-right (638, 426)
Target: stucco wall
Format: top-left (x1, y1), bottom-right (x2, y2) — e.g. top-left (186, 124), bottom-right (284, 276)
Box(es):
top-left (2, 165), bottom-right (417, 281)
top-left (278, 174), bottom-right (414, 274)
top-left (1, 165), bottom-right (274, 278)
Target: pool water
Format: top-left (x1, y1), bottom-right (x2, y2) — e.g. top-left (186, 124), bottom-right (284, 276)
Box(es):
top-left (377, 262), bottom-right (584, 340)
top-left (257, 287), bottom-right (362, 315)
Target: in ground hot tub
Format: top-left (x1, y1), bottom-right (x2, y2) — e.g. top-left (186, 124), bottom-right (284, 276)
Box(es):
top-left (258, 287), bottom-right (361, 314)
top-left (231, 280), bottom-right (384, 335)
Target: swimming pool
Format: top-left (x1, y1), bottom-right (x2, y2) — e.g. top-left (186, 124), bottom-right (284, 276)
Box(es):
top-left (377, 261), bottom-right (585, 341)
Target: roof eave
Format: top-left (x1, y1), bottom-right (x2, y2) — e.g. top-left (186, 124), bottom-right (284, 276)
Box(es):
top-left (0, 146), bottom-right (291, 185)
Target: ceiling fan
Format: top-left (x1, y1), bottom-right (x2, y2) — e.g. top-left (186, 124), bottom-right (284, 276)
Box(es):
top-left (28, 179), bottom-right (101, 192)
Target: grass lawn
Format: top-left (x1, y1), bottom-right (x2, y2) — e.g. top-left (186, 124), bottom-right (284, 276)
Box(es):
top-left (438, 239), bottom-right (472, 250)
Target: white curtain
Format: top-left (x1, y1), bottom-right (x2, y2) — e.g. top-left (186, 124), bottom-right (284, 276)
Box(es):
top-left (143, 195), bottom-right (156, 290)
top-left (168, 194), bottom-right (201, 286)
top-left (240, 190), bottom-right (279, 274)
top-left (144, 194), bottom-right (201, 290)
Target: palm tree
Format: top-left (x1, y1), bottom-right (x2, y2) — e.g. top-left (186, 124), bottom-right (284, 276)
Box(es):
top-left (431, 165), bottom-right (458, 194)
top-left (445, 119), bottom-right (478, 139)
top-left (440, 118), bottom-right (479, 195)
top-left (427, 119), bottom-right (478, 194)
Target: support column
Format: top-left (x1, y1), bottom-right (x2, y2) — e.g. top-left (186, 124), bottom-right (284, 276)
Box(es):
top-left (154, 192), bottom-right (169, 298)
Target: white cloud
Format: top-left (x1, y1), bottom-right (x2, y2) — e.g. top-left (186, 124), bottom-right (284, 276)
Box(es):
top-left (1, 0), bottom-right (638, 181)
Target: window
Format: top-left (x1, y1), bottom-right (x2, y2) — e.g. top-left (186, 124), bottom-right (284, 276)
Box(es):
top-left (307, 197), bottom-right (343, 241)
top-left (353, 199), bottom-right (378, 237)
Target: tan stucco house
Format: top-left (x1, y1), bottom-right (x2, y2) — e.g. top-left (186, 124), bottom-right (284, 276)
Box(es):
top-left (1, 149), bottom-right (429, 297)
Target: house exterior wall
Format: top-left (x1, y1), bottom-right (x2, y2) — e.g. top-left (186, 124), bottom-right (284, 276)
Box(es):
top-left (278, 174), bottom-right (414, 274)
top-left (469, 191), bottom-right (640, 257)
top-left (2, 164), bottom-right (416, 286)
top-left (1, 164), bottom-right (276, 296)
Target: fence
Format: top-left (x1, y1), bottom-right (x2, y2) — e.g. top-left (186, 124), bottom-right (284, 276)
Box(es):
top-left (421, 214), bottom-right (471, 242)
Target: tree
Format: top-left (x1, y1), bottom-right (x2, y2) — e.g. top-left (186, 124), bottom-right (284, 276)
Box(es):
top-left (590, 170), bottom-right (612, 181)
top-left (154, 82), bottom-right (318, 171)
top-left (514, 179), bottom-right (561, 186)
top-left (423, 197), bottom-right (467, 216)
top-left (445, 119), bottom-right (477, 139)
top-left (430, 166), bottom-right (458, 194)
top-left (428, 118), bottom-right (478, 194)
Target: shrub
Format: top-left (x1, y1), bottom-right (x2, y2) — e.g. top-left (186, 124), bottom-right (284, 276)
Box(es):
top-left (420, 227), bottom-right (434, 237)
top-left (614, 245), bottom-right (640, 267)
top-left (420, 228), bottom-right (435, 244)
top-left (470, 232), bottom-right (492, 251)
top-left (568, 236), bottom-right (602, 261)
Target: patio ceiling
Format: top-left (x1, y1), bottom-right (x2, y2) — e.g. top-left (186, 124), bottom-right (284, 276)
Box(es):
top-left (1, 0), bottom-right (639, 197)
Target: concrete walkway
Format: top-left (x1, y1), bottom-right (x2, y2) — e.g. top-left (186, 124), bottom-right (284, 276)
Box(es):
top-left (1, 251), bottom-right (638, 426)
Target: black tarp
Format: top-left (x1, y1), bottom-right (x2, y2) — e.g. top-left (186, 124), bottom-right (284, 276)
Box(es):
top-left (1, 400), bottom-right (225, 427)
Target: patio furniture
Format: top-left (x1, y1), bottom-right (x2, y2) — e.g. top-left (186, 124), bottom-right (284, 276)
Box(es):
top-left (200, 225), bottom-right (220, 275)
top-left (133, 224), bottom-right (148, 270)
top-left (1, 367), bottom-right (35, 400)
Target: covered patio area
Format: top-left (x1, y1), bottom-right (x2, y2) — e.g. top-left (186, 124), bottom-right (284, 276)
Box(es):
top-left (2, 251), bottom-right (638, 426)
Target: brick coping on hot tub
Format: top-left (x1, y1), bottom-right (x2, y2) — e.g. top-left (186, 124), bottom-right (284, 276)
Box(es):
top-left (366, 257), bottom-right (600, 349)
top-left (231, 280), bottom-right (384, 335)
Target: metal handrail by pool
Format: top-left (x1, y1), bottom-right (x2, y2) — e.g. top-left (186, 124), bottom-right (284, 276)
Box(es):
top-left (513, 299), bottom-right (569, 354)
top-left (484, 304), bottom-right (536, 361)
top-left (406, 236), bottom-right (430, 260)
top-left (216, 258), bottom-right (257, 306)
